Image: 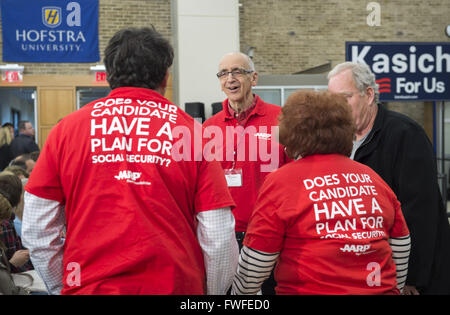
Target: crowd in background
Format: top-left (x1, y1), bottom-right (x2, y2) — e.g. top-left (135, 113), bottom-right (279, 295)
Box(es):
top-left (0, 120), bottom-right (41, 294)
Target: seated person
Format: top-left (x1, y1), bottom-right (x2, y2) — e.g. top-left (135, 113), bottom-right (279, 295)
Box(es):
top-left (0, 186), bottom-right (29, 295)
top-left (9, 154), bottom-right (35, 174)
top-left (0, 172), bottom-right (33, 273)
top-left (3, 166), bottom-right (29, 179)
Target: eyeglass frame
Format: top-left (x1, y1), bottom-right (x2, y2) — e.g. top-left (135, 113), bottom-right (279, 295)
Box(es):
top-left (216, 68), bottom-right (254, 79)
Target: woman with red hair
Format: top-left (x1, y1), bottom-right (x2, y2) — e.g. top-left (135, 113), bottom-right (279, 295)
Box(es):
top-left (232, 90), bottom-right (411, 295)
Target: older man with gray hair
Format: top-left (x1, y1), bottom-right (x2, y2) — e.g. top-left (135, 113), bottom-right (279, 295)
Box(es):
top-left (204, 52), bottom-right (290, 294)
top-left (328, 61), bottom-right (450, 295)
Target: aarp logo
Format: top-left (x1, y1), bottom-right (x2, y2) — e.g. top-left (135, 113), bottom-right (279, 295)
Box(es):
top-left (42, 7), bottom-right (62, 28)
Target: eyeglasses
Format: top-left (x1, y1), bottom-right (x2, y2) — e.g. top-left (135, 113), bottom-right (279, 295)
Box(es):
top-left (216, 68), bottom-right (254, 79)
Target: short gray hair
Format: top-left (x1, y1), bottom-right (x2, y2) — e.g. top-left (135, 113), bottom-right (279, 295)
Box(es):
top-left (221, 52), bottom-right (256, 72)
top-left (246, 53), bottom-right (256, 72)
top-left (328, 62), bottom-right (379, 104)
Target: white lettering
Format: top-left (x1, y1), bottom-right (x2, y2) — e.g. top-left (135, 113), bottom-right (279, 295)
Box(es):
top-left (350, 45), bottom-right (450, 74)
top-left (67, 2), bottom-right (82, 27)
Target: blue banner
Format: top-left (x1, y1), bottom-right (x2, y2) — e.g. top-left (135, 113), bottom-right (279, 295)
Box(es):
top-left (346, 42), bottom-right (450, 101)
top-left (1, 0), bottom-right (99, 63)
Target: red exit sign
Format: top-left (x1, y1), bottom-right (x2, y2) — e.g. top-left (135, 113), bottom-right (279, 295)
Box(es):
top-left (95, 72), bottom-right (106, 82)
top-left (2, 70), bottom-right (23, 82)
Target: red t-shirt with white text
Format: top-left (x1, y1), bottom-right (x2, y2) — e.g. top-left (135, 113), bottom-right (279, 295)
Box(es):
top-left (244, 154), bottom-right (409, 295)
top-left (26, 87), bottom-right (235, 295)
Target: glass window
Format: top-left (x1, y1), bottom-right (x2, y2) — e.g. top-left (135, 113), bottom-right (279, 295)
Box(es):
top-left (254, 86), bottom-right (328, 107)
top-left (252, 88), bottom-right (282, 106)
top-left (283, 88), bottom-right (317, 104)
top-left (77, 87), bottom-right (111, 109)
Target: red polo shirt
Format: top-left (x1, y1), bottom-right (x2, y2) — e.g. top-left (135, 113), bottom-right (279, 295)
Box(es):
top-left (203, 95), bottom-right (290, 232)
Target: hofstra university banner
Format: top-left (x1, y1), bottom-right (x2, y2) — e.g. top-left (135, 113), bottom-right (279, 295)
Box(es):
top-left (1, 0), bottom-right (99, 62)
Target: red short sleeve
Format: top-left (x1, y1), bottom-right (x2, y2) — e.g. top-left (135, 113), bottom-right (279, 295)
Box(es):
top-left (390, 199), bottom-right (410, 238)
top-left (25, 125), bottom-right (64, 203)
top-left (243, 177), bottom-right (285, 253)
top-left (194, 159), bottom-right (235, 212)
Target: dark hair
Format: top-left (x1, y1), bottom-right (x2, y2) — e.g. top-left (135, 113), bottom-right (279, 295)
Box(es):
top-left (29, 151), bottom-right (40, 162)
top-left (1, 122), bottom-right (13, 128)
top-left (0, 173), bottom-right (22, 208)
top-left (279, 90), bottom-right (355, 159)
top-left (9, 159), bottom-right (26, 171)
top-left (10, 154), bottom-right (33, 171)
top-left (3, 166), bottom-right (29, 179)
top-left (104, 27), bottom-right (174, 90)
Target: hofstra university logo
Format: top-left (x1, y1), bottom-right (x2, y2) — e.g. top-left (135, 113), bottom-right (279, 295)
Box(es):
top-left (15, 2), bottom-right (86, 53)
top-left (1, 0), bottom-right (99, 62)
top-left (42, 7), bottom-right (62, 28)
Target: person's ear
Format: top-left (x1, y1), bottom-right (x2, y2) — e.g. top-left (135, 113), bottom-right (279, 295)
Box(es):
top-left (158, 70), bottom-right (170, 95)
top-left (366, 86), bottom-right (375, 105)
top-left (161, 70), bottom-right (170, 90)
top-left (251, 71), bottom-right (258, 87)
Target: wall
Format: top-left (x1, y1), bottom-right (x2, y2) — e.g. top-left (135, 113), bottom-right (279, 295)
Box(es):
top-left (172, 0), bottom-right (240, 118)
top-left (239, 0), bottom-right (450, 130)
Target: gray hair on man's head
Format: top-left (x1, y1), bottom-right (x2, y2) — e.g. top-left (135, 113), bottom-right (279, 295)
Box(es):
top-left (328, 62), bottom-right (379, 104)
top-left (245, 53), bottom-right (256, 72)
top-left (221, 52), bottom-right (256, 72)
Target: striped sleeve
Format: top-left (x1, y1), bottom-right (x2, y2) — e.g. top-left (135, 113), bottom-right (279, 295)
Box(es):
top-left (231, 246), bottom-right (279, 295)
top-left (389, 235), bottom-right (411, 293)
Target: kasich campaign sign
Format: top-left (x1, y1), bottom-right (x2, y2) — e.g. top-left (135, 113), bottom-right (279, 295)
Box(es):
top-left (346, 42), bottom-right (450, 101)
top-left (1, 0), bottom-right (99, 63)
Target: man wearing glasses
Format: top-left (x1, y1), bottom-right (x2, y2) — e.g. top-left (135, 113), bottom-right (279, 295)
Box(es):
top-left (328, 62), bottom-right (450, 295)
top-left (203, 52), bottom-right (290, 294)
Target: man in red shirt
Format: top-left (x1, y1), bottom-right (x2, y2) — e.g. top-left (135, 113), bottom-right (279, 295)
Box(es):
top-left (204, 52), bottom-right (289, 294)
top-left (204, 52), bottom-right (289, 240)
top-left (22, 27), bottom-right (238, 295)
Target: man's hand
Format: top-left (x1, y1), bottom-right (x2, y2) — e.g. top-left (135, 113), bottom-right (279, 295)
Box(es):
top-left (9, 249), bottom-right (30, 268)
top-left (403, 285), bottom-right (420, 295)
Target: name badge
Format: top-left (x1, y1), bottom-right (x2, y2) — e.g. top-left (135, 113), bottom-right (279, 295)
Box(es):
top-left (224, 169), bottom-right (243, 187)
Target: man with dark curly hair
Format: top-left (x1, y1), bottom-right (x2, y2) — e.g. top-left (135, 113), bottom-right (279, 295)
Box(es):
top-left (22, 27), bottom-right (238, 295)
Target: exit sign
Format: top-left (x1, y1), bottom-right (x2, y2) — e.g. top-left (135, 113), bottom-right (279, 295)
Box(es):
top-left (95, 71), bottom-right (106, 82)
top-left (90, 65), bottom-right (106, 83)
top-left (1, 70), bottom-right (23, 82)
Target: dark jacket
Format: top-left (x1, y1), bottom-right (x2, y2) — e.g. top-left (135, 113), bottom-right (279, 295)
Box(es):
top-left (9, 134), bottom-right (39, 159)
top-left (0, 145), bottom-right (13, 171)
top-left (354, 103), bottom-right (450, 294)
top-left (0, 246), bottom-right (28, 295)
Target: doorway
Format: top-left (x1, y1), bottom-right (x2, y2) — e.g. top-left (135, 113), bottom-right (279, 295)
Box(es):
top-left (0, 87), bottom-right (37, 139)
